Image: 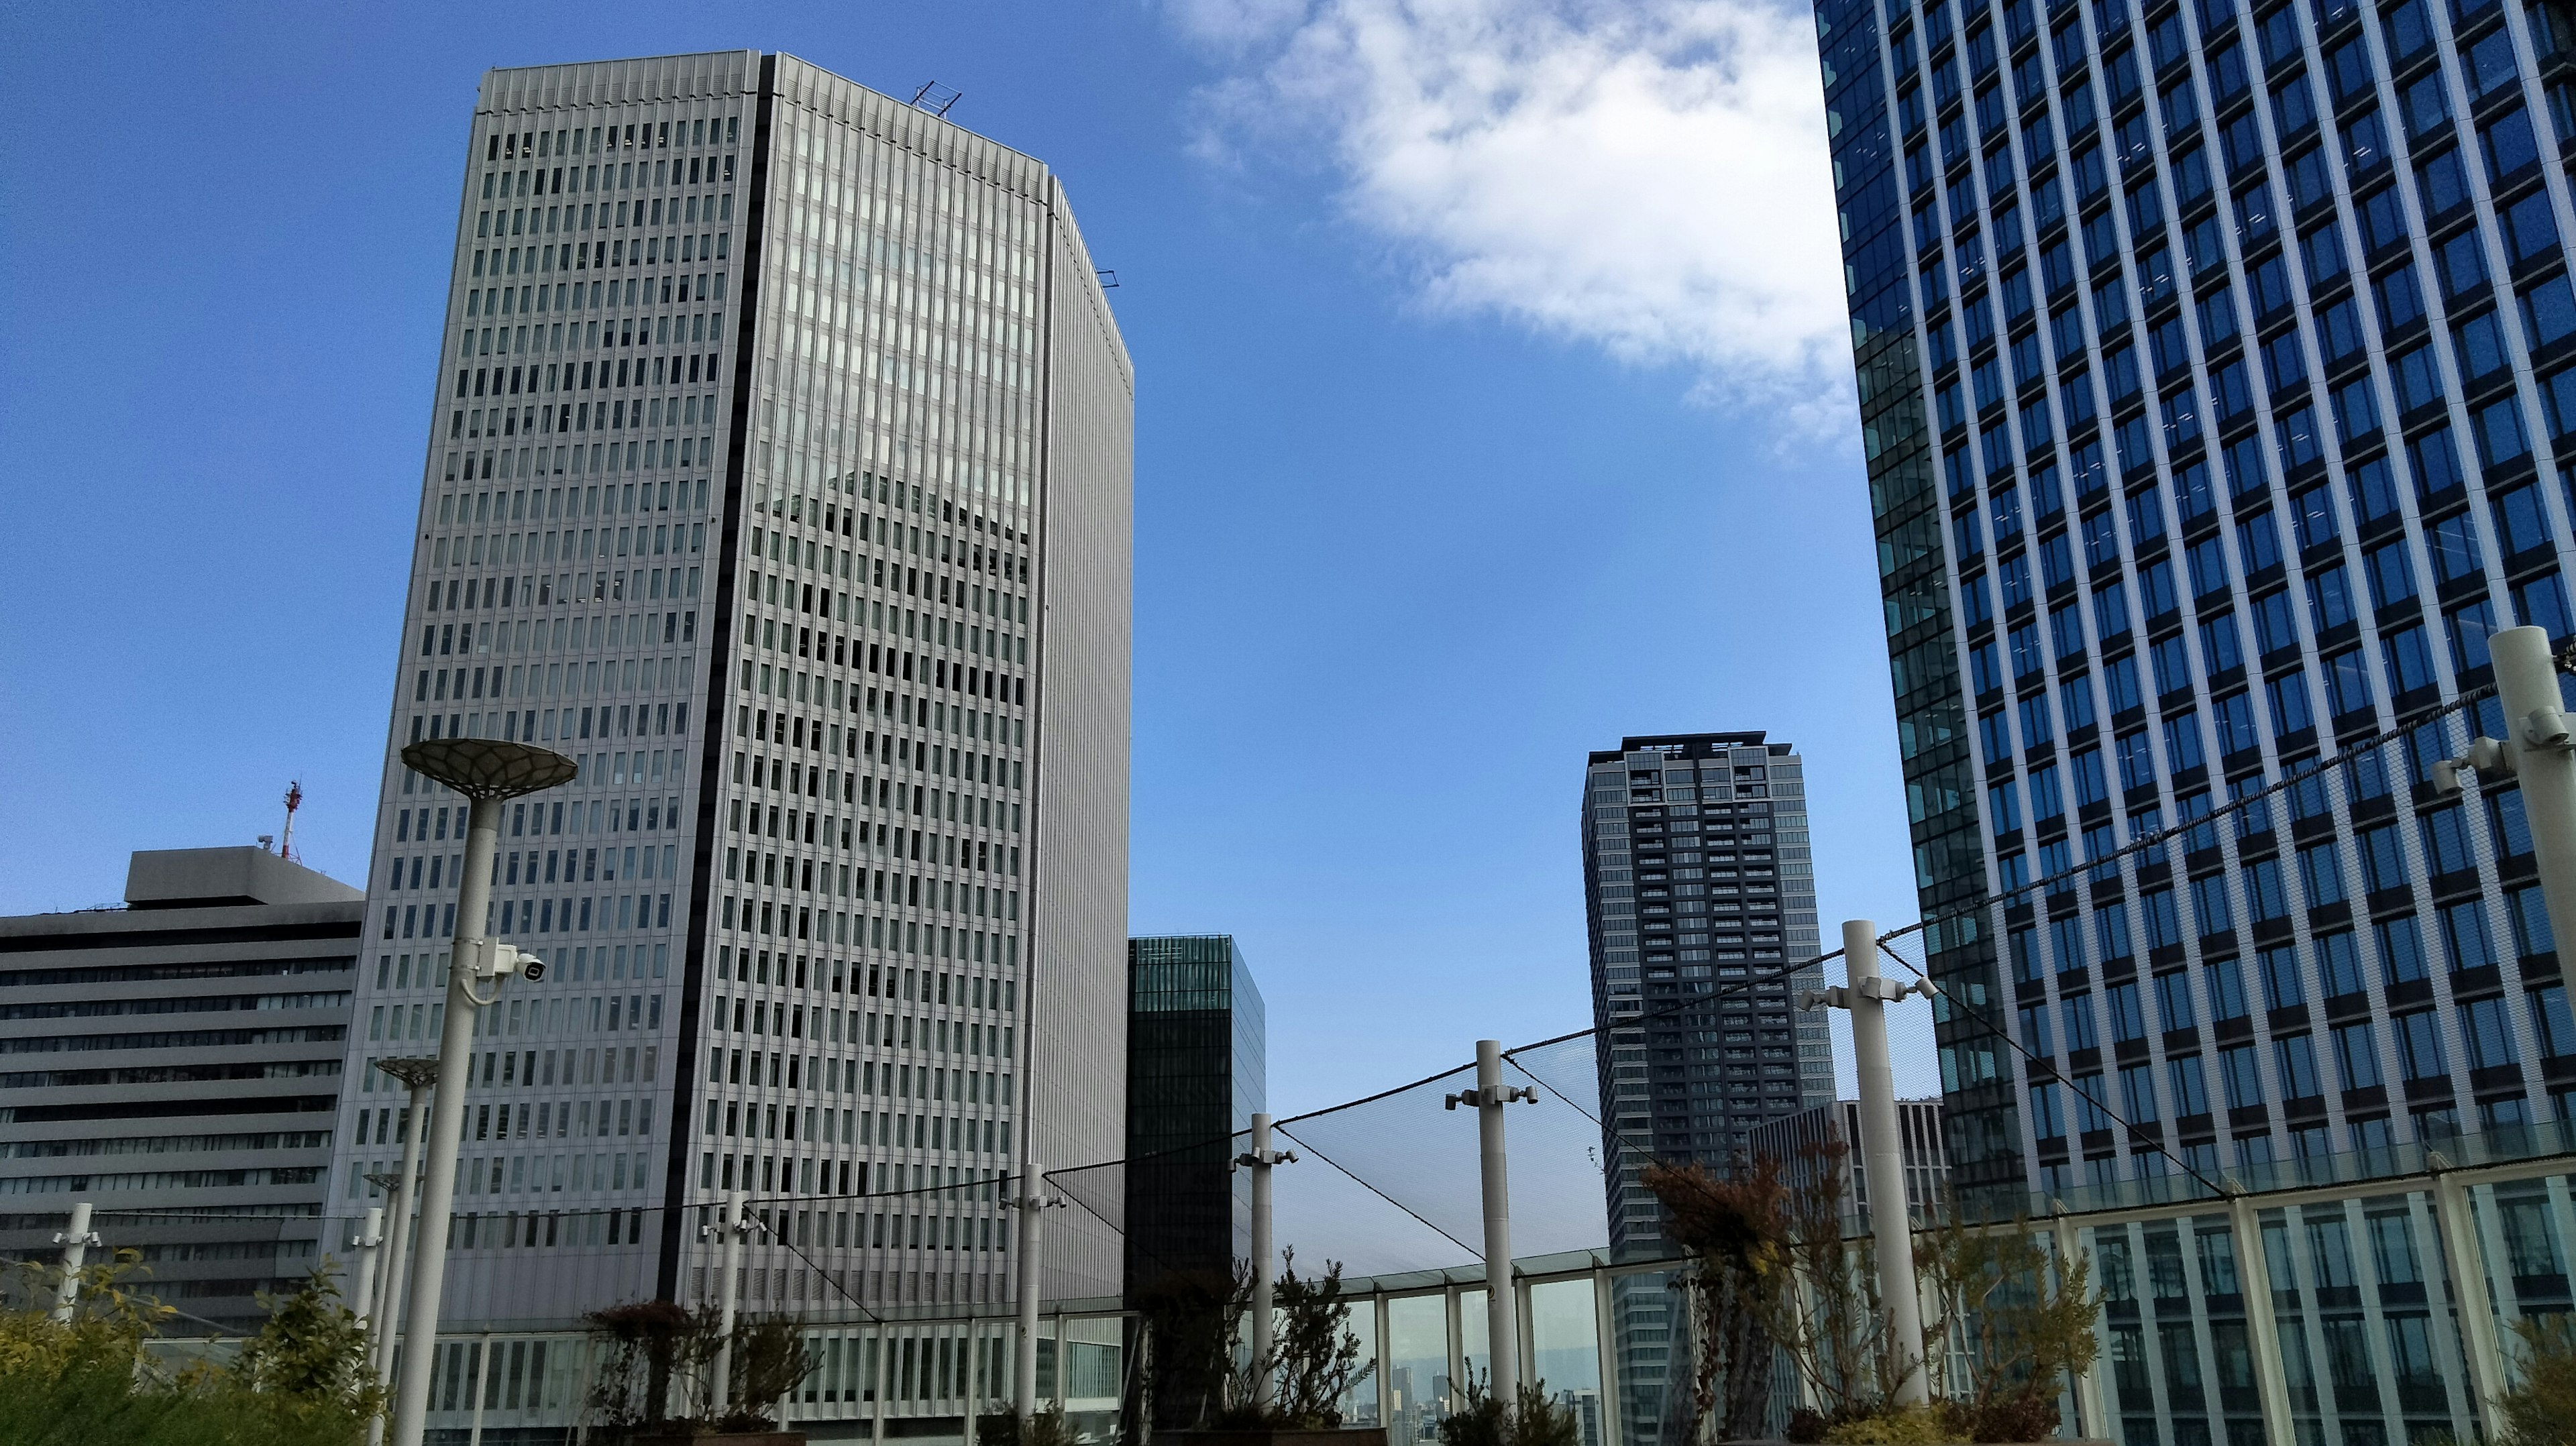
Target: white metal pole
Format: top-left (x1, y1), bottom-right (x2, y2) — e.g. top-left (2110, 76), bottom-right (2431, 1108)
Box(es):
top-left (1843, 921), bottom-right (1927, 1406)
top-left (370, 1075), bottom-right (433, 1446)
top-left (1013, 1163), bottom-right (1046, 1422)
top-left (2491, 626), bottom-right (2576, 955)
top-left (388, 793), bottom-right (504, 1446)
top-left (710, 1190), bottom-right (749, 1415)
top-left (1248, 1113), bottom-right (1276, 1408)
top-left (377, 1083), bottom-right (431, 1371)
top-left (351, 1206), bottom-right (385, 1333)
top-left (1474, 1041), bottom-right (1521, 1402)
top-left (50, 1201), bottom-right (96, 1323)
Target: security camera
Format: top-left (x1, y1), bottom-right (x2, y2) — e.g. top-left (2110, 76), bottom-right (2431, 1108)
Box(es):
top-left (521, 958), bottom-right (547, 983)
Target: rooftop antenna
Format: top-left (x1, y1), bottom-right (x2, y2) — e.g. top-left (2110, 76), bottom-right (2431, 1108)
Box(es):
top-left (909, 82), bottom-right (961, 118)
top-left (280, 781), bottom-right (304, 863)
top-left (1095, 269), bottom-right (1120, 289)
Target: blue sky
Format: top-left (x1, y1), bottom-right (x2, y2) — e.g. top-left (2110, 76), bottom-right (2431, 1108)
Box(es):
top-left (0, 0), bottom-right (1941, 1114)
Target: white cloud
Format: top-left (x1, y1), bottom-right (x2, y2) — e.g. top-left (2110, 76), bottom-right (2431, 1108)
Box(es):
top-left (1178, 0), bottom-right (1859, 423)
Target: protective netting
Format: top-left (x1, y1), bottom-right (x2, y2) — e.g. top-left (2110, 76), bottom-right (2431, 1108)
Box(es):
top-left (1894, 683), bottom-right (2568, 1214)
top-left (25, 677), bottom-right (2576, 1446)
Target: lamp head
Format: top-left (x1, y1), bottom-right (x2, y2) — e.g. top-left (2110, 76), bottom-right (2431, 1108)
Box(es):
top-left (400, 738), bottom-right (578, 800)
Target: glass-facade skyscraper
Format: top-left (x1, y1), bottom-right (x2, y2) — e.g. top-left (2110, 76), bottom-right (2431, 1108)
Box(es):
top-left (1817, 0), bottom-right (2576, 1439)
top-left (328, 49), bottom-right (1134, 1333)
top-left (1819, 0), bottom-right (2576, 1199)
top-left (1122, 932), bottom-right (1265, 1300)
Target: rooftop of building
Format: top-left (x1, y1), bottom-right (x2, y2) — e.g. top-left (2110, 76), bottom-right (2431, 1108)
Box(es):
top-left (0, 847), bottom-right (364, 940)
top-left (1589, 732), bottom-right (1794, 765)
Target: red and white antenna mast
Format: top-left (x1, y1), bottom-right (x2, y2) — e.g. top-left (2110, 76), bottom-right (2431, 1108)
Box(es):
top-left (280, 781), bottom-right (304, 863)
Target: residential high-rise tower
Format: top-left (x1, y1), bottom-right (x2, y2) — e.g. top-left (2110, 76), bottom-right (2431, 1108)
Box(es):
top-left (1580, 732), bottom-right (1832, 1446)
top-left (329, 50), bottom-right (1133, 1330)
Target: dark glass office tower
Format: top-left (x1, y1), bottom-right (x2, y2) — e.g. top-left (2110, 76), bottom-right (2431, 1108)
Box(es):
top-left (1123, 934), bottom-right (1265, 1298)
top-left (1817, 0), bottom-right (2576, 1209)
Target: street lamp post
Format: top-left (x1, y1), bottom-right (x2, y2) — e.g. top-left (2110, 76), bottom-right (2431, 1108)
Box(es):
top-left (367, 1056), bottom-right (441, 1445)
top-left (384, 737), bottom-right (575, 1446)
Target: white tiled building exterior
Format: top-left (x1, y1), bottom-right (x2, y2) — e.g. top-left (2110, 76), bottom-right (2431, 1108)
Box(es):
top-left (331, 50), bottom-right (1133, 1336)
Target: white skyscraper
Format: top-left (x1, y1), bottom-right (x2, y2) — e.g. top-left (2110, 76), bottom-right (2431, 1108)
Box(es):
top-left (330, 50), bottom-right (1133, 1331)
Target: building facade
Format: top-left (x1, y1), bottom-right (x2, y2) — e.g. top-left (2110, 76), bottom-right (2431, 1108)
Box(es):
top-left (1816, 0), bottom-right (2576, 1438)
top-left (1580, 732), bottom-right (1834, 1446)
top-left (0, 848), bottom-right (364, 1329)
top-left (1122, 934), bottom-right (1265, 1300)
top-left (1122, 934), bottom-right (1264, 1433)
top-left (1743, 1096), bottom-right (1951, 1225)
top-left (329, 50), bottom-right (1134, 1336)
top-left (1820, 0), bottom-right (2576, 1203)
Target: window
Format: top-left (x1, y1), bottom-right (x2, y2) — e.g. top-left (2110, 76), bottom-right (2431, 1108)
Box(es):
top-left (2192, 872), bottom-right (2237, 938)
top-left (2292, 485), bottom-right (2341, 549)
top-left (2493, 482), bottom-right (2555, 556)
top-left (2421, 802), bottom-right (2475, 875)
top-left (2119, 1062), bottom-right (2161, 1122)
top-left (2154, 633), bottom-right (2194, 695)
top-left (2263, 942), bottom-right (2310, 1009)
top-left (2065, 675), bottom-right (2101, 731)
top-left (2275, 1034), bottom-right (2323, 1099)
top-left (2456, 311), bottom-right (2513, 383)
top-left (2512, 883), bottom-right (2558, 957)
top-left (2429, 511), bottom-right (2485, 583)
top-left (2064, 993), bottom-right (2102, 1052)
top-left (2332, 1021), bottom-right (2384, 1091)
top-left (2170, 1056), bottom-right (2211, 1117)
top-left (2534, 984), bottom-right (2576, 1056)
top-left (2267, 668), bottom-right (2316, 734)
top-left (2309, 565), bottom-right (2360, 630)
top-left (2377, 262), bottom-right (2428, 331)
top-left (2359, 822), bottom-right (2407, 893)
top-left (2379, 915), bottom-right (2431, 985)
top-left (2107, 655), bottom-right (2145, 712)
top-left (2207, 956), bottom-right (2250, 1019)
top-left (2326, 647), bottom-right (2375, 715)
top-left (2351, 455), bottom-right (2404, 524)
top-left (2461, 996), bottom-right (2520, 1070)
top-left (2365, 539), bottom-right (2419, 608)
top-left (2220, 1044), bottom-right (2264, 1109)
top-left (2383, 624), bottom-right (2440, 695)
top-left (2522, 273), bottom-right (2576, 350)
top-left (2320, 930), bottom-right (2367, 997)
top-left (2298, 840), bottom-right (2348, 907)
top-left (2165, 711), bottom-right (2208, 772)
top-left (2441, 899), bottom-right (2499, 972)
top-left (2154, 970), bottom-right (2198, 1032)
top-left (2394, 1010), bottom-right (2448, 1080)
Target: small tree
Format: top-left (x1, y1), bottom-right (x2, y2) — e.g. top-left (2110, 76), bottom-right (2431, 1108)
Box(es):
top-left (724, 1315), bottom-right (813, 1429)
top-left (1640, 1155), bottom-right (1792, 1440)
top-left (1438, 1374), bottom-right (1582, 1446)
top-left (229, 1264), bottom-right (388, 1422)
top-left (1265, 1249), bottom-right (1372, 1427)
top-left (584, 1299), bottom-right (718, 1437)
top-left (1216, 1248), bottom-right (1375, 1429)
top-left (1646, 1145), bottom-right (2102, 1443)
top-left (1913, 1208), bottom-right (2098, 1441)
top-left (2498, 1313), bottom-right (2576, 1446)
